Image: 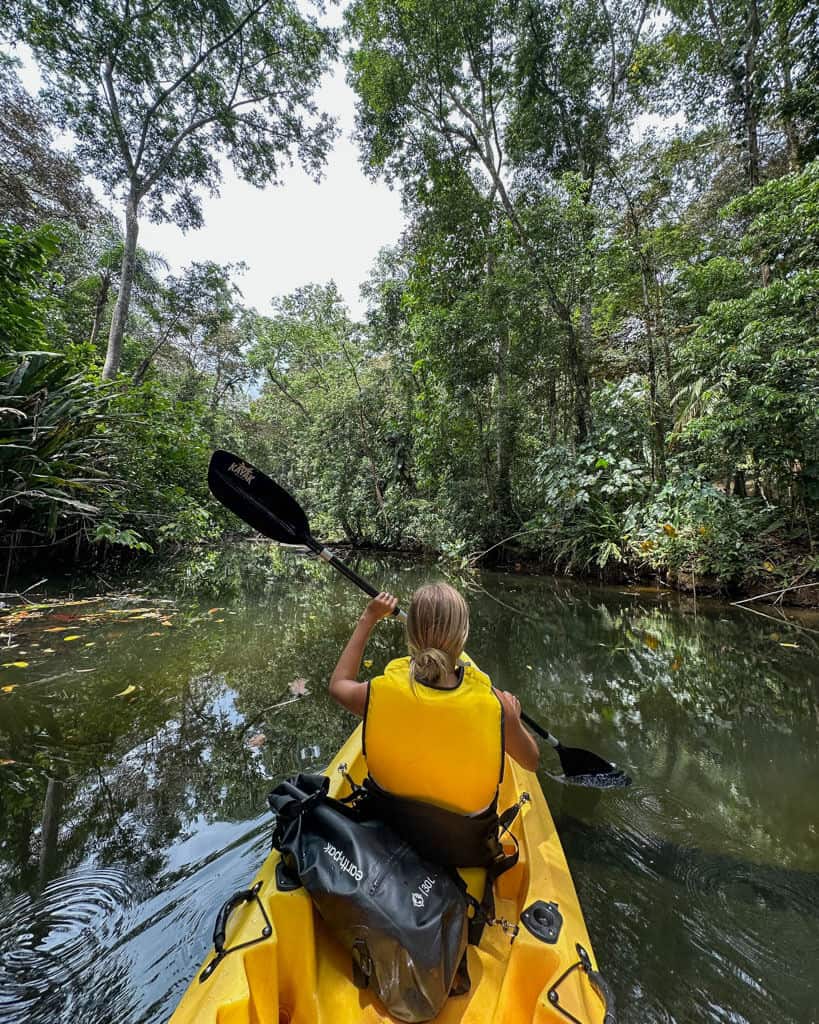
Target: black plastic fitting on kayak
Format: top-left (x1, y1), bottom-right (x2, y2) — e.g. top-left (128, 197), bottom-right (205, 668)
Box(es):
top-left (275, 859), bottom-right (301, 892)
top-left (199, 881), bottom-right (273, 983)
top-left (520, 900), bottom-right (563, 944)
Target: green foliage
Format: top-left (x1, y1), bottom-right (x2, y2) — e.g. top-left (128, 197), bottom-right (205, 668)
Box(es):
top-left (1, 8), bottom-right (818, 600)
top-left (0, 349), bottom-right (113, 539)
top-left (0, 223), bottom-right (59, 347)
top-left (625, 477), bottom-right (779, 585)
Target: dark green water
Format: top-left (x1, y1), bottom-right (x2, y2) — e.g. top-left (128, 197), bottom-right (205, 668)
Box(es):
top-left (1, 557), bottom-right (818, 1023)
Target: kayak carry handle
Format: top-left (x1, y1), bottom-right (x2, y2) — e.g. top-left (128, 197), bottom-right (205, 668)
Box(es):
top-left (199, 881), bottom-right (273, 983)
top-left (546, 942), bottom-right (617, 1024)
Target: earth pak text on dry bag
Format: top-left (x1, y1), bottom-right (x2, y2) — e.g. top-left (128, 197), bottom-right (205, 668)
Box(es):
top-left (268, 773), bottom-right (473, 1024)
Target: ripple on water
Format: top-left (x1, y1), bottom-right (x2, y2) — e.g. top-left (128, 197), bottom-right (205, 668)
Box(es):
top-left (0, 867), bottom-right (139, 1024)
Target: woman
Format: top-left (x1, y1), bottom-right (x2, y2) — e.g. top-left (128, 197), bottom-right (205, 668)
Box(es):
top-left (328, 583), bottom-right (539, 835)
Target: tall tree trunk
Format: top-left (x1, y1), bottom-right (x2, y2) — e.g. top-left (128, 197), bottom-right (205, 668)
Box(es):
top-left (742, 0), bottom-right (762, 189)
top-left (639, 260), bottom-right (666, 483)
top-left (564, 321), bottom-right (591, 443)
top-left (88, 267), bottom-right (111, 349)
top-left (495, 324), bottom-right (514, 526)
top-left (102, 191), bottom-right (139, 380)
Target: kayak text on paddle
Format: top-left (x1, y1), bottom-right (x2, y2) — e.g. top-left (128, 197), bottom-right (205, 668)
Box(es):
top-left (228, 460), bottom-right (256, 485)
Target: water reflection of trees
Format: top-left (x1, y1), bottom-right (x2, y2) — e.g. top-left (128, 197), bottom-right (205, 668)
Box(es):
top-left (2, 564), bottom-right (818, 1024)
top-left (469, 575), bottom-right (819, 871)
top-left (0, 576), bottom-right (407, 893)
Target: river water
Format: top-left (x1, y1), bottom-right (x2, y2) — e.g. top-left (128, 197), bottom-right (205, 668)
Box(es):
top-left (1, 557), bottom-right (817, 1023)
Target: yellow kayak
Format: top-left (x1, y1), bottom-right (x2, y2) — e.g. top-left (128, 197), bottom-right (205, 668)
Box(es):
top-left (170, 724), bottom-right (613, 1024)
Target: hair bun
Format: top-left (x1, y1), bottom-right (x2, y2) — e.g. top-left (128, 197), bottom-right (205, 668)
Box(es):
top-left (411, 647), bottom-right (452, 686)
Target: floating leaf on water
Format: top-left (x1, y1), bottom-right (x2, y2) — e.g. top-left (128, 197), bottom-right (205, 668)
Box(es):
top-left (0, 758), bottom-right (15, 766)
top-left (3, 661), bottom-right (29, 668)
top-left (247, 733), bottom-right (266, 748)
top-left (44, 626), bottom-right (71, 633)
top-left (84, 642), bottom-right (95, 647)
top-left (288, 677), bottom-right (309, 696)
top-left (214, 618), bottom-right (225, 623)
top-left (114, 684), bottom-right (137, 698)
top-left (1, 684), bottom-right (17, 693)
top-left (363, 659), bottom-right (373, 668)
top-left (526, 665), bottom-right (533, 670)
top-left (160, 619), bottom-right (173, 627)
top-left (148, 631), bottom-right (161, 637)
top-left (43, 648), bottom-right (55, 654)
top-left (208, 608), bottom-right (221, 615)
top-left (779, 642), bottom-right (800, 648)
top-left (63, 635), bottom-right (82, 642)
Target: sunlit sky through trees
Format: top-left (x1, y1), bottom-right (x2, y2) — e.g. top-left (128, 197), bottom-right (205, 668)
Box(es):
top-left (15, 45), bottom-right (405, 320)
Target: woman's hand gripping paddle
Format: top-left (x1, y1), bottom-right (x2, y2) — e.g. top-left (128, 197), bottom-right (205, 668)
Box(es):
top-left (207, 450), bottom-right (631, 788)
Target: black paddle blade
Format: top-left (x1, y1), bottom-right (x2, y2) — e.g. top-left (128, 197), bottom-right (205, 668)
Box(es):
top-left (555, 744), bottom-right (632, 788)
top-left (555, 742), bottom-right (621, 778)
top-left (208, 450), bottom-right (312, 545)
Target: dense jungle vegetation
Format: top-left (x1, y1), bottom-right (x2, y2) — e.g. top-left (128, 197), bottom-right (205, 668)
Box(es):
top-left (0, 0), bottom-right (817, 597)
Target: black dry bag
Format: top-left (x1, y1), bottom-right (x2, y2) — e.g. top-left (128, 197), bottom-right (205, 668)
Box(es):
top-left (268, 773), bottom-right (471, 1023)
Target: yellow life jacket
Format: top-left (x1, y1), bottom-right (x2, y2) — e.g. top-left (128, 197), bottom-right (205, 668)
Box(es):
top-left (363, 655), bottom-right (503, 814)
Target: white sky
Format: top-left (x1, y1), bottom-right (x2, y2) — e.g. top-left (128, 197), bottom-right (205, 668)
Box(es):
top-left (13, 49), bottom-right (405, 320)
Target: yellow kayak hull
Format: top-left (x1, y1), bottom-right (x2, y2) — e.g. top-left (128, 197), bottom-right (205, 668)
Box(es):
top-left (170, 725), bottom-right (610, 1024)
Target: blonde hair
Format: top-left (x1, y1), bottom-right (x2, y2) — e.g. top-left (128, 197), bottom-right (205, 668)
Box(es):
top-left (406, 582), bottom-right (469, 687)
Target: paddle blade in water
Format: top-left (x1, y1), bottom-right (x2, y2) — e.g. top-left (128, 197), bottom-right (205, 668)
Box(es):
top-left (208, 450), bottom-right (311, 545)
top-left (555, 742), bottom-right (624, 779)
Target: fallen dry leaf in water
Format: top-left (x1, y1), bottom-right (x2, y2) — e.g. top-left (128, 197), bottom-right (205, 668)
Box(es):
top-left (0, 758), bottom-right (15, 766)
top-left (63, 635), bottom-right (82, 642)
top-left (2, 661), bottom-right (28, 668)
top-left (44, 626), bottom-right (71, 633)
top-left (214, 618), bottom-right (225, 623)
top-left (247, 733), bottom-right (266, 748)
top-left (148, 631), bottom-right (161, 637)
top-left (1, 684), bottom-right (17, 692)
top-left (208, 608), bottom-right (221, 615)
top-left (114, 684), bottom-right (137, 698)
top-left (779, 642), bottom-right (800, 648)
top-left (288, 677), bottom-right (309, 696)
top-left (160, 620), bottom-right (173, 627)
top-left (43, 648), bottom-right (55, 654)
top-left (84, 642), bottom-right (95, 647)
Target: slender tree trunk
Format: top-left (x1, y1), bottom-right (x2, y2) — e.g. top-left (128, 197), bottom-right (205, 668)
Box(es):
top-left (495, 324), bottom-right (514, 526)
top-left (102, 191), bottom-right (140, 380)
top-left (639, 260), bottom-right (666, 482)
top-left (564, 321), bottom-right (591, 443)
top-left (742, 0), bottom-right (762, 189)
top-left (89, 268), bottom-right (111, 349)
